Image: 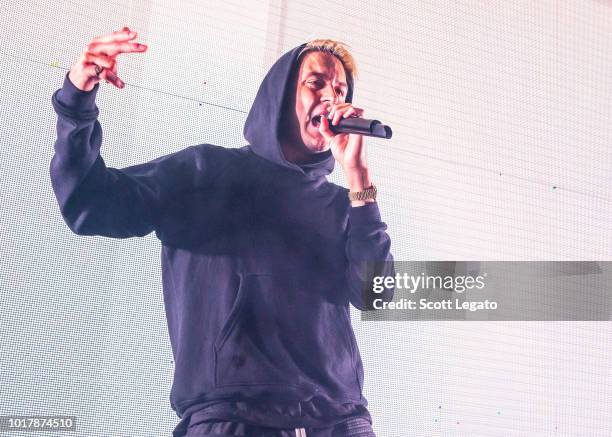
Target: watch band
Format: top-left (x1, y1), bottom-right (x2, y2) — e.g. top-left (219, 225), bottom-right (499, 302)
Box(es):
top-left (348, 184), bottom-right (377, 201)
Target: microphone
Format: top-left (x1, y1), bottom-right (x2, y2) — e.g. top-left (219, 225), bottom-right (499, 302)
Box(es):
top-left (313, 115), bottom-right (393, 139)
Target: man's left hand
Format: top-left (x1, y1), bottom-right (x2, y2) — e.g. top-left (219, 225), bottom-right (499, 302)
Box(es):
top-left (318, 103), bottom-right (367, 172)
top-left (318, 103), bottom-right (374, 205)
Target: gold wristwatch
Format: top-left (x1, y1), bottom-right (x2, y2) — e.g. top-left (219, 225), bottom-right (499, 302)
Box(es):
top-left (348, 184), bottom-right (377, 201)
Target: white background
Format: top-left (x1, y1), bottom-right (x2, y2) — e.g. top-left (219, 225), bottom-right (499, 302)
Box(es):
top-left (0, 0), bottom-right (610, 436)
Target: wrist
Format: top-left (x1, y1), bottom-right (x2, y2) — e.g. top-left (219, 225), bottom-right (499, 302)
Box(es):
top-left (351, 198), bottom-right (375, 207)
top-left (345, 166), bottom-right (371, 192)
top-left (57, 71), bottom-right (99, 110)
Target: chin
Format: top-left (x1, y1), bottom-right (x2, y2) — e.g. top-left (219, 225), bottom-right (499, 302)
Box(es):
top-left (305, 135), bottom-right (329, 153)
top-left (309, 142), bottom-right (328, 153)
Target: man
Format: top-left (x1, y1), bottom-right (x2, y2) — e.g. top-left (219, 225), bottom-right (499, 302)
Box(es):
top-left (51, 29), bottom-right (394, 437)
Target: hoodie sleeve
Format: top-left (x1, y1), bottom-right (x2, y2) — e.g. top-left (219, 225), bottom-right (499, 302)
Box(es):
top-left (50, 72), bottom-right (209, 238)
top-left (345, 202), bottom-right (396, 311)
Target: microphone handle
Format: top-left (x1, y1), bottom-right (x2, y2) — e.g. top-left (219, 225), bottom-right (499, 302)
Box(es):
top-left (326, 116), bottom-right (393, 139)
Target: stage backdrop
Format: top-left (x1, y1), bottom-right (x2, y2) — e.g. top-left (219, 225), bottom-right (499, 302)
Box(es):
top-left (0, 0), bottom-right (610, 436)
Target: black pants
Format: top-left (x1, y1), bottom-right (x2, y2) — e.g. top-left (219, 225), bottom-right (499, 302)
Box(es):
top-left (185, 416), bottom-right (377, 437)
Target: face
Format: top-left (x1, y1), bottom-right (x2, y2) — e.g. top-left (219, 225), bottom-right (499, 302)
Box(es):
top-left (280, 51), bottom-right (348, 163)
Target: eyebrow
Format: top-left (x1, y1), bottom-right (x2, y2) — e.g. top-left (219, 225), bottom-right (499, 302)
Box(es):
top-left (306, 72), bottom-right (348, 90)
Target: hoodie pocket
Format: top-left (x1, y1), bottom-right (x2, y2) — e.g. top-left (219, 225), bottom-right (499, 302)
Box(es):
top-left (213, 273), bottom-right (358, 394)
top-left (213, 273), bottom-right (290, 388)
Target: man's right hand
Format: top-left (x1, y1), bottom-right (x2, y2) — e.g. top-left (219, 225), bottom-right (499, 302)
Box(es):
top-left (68, 26), bottom-right (148, 92)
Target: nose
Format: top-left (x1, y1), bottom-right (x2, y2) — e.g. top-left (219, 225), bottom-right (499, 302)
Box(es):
top-left (320, 83), bottom-right (341, 105)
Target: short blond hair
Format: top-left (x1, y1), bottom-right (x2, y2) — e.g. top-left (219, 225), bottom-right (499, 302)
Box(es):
top-left (298, 39), bottom-right (358, 81)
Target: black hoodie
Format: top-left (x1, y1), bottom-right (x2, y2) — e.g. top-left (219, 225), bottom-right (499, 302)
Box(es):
top-left (50, 42), bottom-right (394, 436)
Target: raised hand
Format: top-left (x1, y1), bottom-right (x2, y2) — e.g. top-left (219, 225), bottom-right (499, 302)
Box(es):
top-left (67, 26), bottom-right (148, 92)
top-left (318, 102), bottom-right (367, 171)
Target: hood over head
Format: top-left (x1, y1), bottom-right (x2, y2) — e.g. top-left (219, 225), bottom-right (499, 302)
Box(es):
top-left (243, 43), bottom-right (354, 178)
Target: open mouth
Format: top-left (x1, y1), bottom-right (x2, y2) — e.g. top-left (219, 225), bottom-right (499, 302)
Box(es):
top-left (311, 115), bottom-right (326, 127)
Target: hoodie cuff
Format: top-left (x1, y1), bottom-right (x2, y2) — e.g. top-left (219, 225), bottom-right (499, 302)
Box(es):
top-left (55, 71), bottom-right (100, 110)
top-left (348, 202), bottom-right (382, 226)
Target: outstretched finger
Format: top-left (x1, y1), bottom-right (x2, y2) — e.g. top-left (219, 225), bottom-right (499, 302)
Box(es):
top-left (91, 27), bottom-right (138, 44)
top-left (87, 41), bottom-right (147, 57)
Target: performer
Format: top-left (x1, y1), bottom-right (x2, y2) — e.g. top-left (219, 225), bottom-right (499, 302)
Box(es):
top-left (50, 26), bottom-right (394, 437)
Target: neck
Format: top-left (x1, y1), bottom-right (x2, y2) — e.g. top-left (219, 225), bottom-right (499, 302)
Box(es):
top-left (280, 141), bottom-right (316, 165)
